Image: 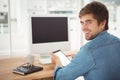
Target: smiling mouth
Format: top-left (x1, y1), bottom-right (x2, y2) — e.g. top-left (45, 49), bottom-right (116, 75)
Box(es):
top-left (84, 31), bottom-right (90, 35)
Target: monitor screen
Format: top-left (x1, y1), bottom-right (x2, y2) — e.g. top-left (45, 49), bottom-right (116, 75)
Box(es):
top-left (30, 16), bottom-right (70, 54)
top-left (31, 17), bottom-right (68, 43)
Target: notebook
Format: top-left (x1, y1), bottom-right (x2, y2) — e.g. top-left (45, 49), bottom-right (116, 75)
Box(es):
top-left (13, 63), bottom-right (43, 75)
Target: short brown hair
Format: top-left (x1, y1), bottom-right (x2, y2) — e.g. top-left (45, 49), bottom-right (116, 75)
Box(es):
top-left (79, 1), bottom-right (109, 30)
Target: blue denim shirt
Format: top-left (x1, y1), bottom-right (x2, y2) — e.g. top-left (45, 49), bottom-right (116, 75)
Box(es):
top-left (54, 31), bottom-right (120, 80)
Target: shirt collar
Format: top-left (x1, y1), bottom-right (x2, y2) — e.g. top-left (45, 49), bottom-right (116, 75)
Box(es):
top-left (93, 30), bottom-right (108, 40)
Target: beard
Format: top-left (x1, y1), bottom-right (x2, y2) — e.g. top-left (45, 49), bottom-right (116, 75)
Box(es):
top-left (85, 32), bottom-right (97, 40)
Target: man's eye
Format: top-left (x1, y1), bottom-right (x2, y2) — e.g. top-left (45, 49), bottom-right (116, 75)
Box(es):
top-left (80, 21), bottom-right (84, 25)
top-left (86, 21), bottom-right (92, 24)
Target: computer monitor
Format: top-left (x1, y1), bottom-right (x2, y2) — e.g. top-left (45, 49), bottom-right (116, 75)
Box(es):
top-left (29, 15), bottom-right (71, 54)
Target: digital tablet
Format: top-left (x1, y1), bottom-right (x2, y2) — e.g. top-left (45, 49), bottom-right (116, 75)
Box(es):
top-left (53, 50), bottom-right (70, 66)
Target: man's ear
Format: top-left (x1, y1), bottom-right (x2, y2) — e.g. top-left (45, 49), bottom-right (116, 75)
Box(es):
top-left (101, 20), bottom-right (106, 26)
top-left (100, 20), bottom-right (106, 30)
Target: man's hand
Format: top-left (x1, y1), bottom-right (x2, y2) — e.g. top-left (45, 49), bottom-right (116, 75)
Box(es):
top-left (50, 53), bottom-right (62, 67)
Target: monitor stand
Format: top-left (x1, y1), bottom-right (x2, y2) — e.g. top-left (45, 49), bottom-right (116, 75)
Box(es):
top-left (39, 53), bottom-right (52, 64)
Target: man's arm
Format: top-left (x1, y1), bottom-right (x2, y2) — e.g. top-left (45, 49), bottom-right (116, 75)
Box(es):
top-left (52, 47), bottom-right (95, 80)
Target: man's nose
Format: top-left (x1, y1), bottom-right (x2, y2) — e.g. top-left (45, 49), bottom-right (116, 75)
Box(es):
top-left (82, 23), bottom-right (88, 31)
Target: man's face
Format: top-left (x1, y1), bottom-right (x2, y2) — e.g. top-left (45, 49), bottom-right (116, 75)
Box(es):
top-left (80, 14), bottom-right (105, 40)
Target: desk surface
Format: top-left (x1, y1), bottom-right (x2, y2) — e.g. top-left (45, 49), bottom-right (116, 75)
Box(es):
top-left (0, 55), bottom-right (55, 80)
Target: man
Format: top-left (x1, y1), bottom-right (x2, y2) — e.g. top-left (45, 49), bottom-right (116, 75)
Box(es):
top-left (51, 1), bottom-right (120, 80)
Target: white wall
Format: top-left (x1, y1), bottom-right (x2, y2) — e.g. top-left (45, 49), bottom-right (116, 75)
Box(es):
top-left (10, 0), bottom-right (30, 55)
top-left (1, 0), bottom-right (120, 56)
top-left (9, 0), bottom-right (83, 55)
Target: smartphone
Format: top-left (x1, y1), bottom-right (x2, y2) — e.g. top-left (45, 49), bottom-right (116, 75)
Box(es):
top-left (53, 49), bottom-right (70, 66)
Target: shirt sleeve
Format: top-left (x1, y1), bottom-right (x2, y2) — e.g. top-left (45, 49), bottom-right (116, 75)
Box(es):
top-left (53, 66), bottom-right (62, 79)
top-left (53, 46), bottom-right (95, 80)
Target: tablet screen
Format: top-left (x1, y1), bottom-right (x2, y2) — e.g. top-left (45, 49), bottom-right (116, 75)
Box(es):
top-left (53, 50), bottom-right (70, 66)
